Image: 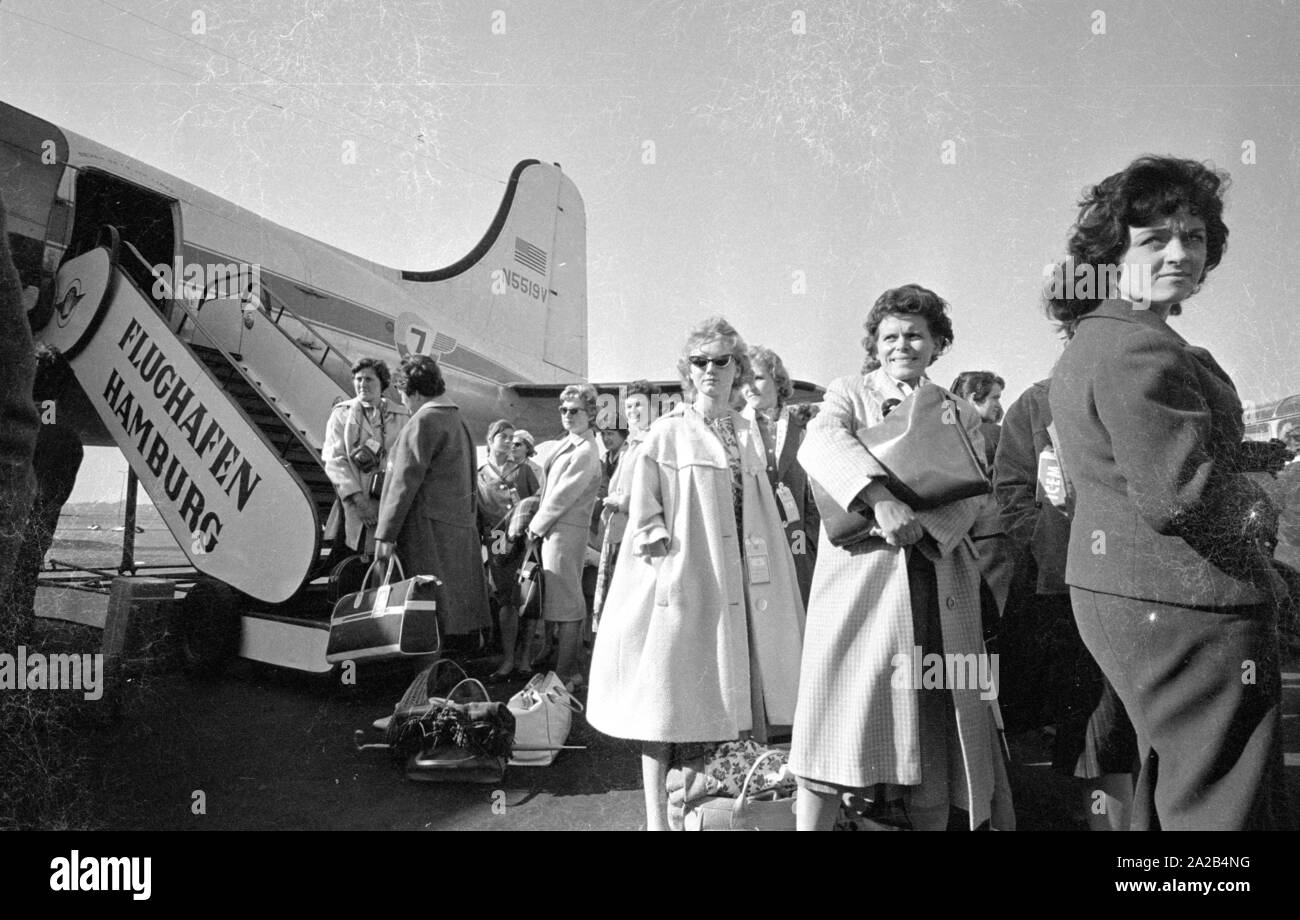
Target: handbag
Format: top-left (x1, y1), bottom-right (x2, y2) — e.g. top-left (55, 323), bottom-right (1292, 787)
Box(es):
top-left (517, 535), bottom-right (544, 620)
top-left (507, 671), bottom-right (585, 767)
top-left (366, 469), bottom-right (385, 500)
top-left (357, 659), bottom-right (515, 784)
top-left (812, 383), bottom-right (992, 547)
top-left (325, 555), bottom-right (442, 663)
top-left (680, 749), bottom-right (798, 831)
top-left (326, 552), bottom-right (369, 605)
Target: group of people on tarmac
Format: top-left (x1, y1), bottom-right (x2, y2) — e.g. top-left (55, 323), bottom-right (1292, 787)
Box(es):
top-left (4, 140), bottom-right (1294, 834)
top-left (590, 153), bottom-right (1293, 832)
top-left (128, 151), bottom-right (1300, 833)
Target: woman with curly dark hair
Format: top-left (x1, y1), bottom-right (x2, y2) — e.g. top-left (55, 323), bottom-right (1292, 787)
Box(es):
top-left (790, 284), bottom-right (1013, 831)
top-left (374, 354), bottom-right (491, 639)
top-left (1047, 155), bottom-right (1291, 829)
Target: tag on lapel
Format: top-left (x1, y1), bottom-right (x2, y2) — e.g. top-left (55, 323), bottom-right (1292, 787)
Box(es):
top-left (775, 482), bottom-right (800, 523)
top-left (746, 536), bottom-right (772, 584)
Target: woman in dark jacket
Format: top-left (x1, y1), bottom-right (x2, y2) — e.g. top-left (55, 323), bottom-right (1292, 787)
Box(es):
top-left (1047, 155), bottom-right (1291, 830)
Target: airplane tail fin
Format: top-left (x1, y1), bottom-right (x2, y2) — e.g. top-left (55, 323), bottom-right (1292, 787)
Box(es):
top-left (399, 161), bottom-right (587, 383)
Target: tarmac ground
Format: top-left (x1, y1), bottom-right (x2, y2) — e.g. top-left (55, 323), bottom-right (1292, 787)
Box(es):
top-left (20, 587), bottom-right (1300, 832)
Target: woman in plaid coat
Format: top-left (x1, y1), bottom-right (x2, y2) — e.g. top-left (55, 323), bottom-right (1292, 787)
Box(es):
top-left (789, 285), bottom-right (1013, 831)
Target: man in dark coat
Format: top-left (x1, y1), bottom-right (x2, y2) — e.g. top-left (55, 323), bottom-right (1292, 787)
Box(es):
top-left (0, 192), bottom-right (40, 624)
top-left (4, 346), bottom-right (84, 642)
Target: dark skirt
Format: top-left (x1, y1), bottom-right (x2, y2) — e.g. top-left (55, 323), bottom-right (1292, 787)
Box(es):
top-left (1072, 587), bottom-right (1290, 830)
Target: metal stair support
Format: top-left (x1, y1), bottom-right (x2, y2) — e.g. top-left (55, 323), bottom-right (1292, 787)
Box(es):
top-left (189, 344), bottom-right (338, 527)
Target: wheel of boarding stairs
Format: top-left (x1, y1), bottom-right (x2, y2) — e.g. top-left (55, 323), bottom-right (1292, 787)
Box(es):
top-left (177, 577), bottom-right (243, 677)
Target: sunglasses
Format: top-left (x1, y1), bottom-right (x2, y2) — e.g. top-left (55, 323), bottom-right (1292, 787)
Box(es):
top-left (559, 407), bottom-right (584, 416)
top-left (688, 354), bottom-right (735, 369)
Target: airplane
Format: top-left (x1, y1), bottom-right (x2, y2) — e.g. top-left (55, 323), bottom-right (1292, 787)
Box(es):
top-left (1243, 395), bottom-right (1300, 446)
top-left (3, 100), bottom-right (823, 675)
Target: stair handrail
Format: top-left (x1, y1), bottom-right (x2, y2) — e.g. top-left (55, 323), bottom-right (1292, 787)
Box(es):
top-left (253, 280), bottom-right (355, 393)
top-left (119, 241), bottom-right (325, 476)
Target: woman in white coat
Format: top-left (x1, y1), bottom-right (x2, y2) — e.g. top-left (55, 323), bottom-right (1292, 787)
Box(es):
top-left (588, 316), bottom-right (805, 831)
top-left (527, 384), bottom-right (603, 690)
top-left (790, 284), bottom-right (1013, 831)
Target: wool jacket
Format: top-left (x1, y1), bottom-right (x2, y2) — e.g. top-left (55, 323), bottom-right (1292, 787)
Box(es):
top-left (375, 398), bottom-right (489, 635)
top-left (1049, 299), bottom-right (1277, 606)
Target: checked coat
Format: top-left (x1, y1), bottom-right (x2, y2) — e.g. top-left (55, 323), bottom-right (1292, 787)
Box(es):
top-left (788, 369), bottom-right (1012, 830)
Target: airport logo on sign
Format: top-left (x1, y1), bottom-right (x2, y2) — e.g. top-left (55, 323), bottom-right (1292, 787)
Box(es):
top-left (55, 279), bottom-right (85, 327)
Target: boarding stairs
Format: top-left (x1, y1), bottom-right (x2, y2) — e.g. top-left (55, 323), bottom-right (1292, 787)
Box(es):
top-left (40, 228), bottom-right (351, 606)
top-left (134, 242), bottom-right (350, 533)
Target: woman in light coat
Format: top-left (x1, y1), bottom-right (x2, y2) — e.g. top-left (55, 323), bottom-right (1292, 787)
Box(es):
top-left (742, 346), bottom-right (820, 607)
top-left (321, 358), bottom-right (406, 553)
top-left (527, 384), bottom-right (603, 689)
top-left (791, 284), bottom-right (1013, 831)
top-left (588, 316), bottom-right (805, 831)
top-left (592, 379), bottom-right (661, 630)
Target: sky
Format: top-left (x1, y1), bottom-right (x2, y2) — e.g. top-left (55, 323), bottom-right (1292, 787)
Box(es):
top-left (2, 0), bottom-right (1299, 502)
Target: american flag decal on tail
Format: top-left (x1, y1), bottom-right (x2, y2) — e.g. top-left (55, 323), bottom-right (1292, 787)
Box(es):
top-left (514, 237), bottom-right (548, 275)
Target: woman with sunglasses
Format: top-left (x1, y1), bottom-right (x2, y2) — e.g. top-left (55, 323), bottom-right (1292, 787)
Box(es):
top-left (588, 317), bottom-right (804, 830)
top-left (525, 384), bottom-right (603, 690)
top-left (790, 284), bottom-right (1013, 831)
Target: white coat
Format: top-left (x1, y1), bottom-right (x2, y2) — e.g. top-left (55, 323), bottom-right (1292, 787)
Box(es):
top-left (529, 430), bottom-right (602, 622)
top-left (587, 404), bottom-right (805, 743)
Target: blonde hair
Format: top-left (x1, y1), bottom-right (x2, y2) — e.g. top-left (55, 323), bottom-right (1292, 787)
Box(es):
top-left (559, 383), bottom-right (600, 425)
top-left (747, 344), bottom-right (794, 409)
top-left (676, 315), bottom-right (753, 401)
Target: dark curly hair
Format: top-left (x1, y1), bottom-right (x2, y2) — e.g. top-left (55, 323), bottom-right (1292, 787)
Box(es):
top-left (350, 357), bottom-right (391, 390)
top-left (950, 370), bottom-right (1005, 404)
top-left (1045, 155), bottom-right (1230, 331)
top-left (860, 284), bottom-right (954, 374)
top-left (395, 353), bottom-right (446, 398)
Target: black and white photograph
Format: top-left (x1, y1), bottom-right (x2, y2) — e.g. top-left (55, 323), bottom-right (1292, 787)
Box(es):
top-left (0, 0), bottom-right (1296, 890)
